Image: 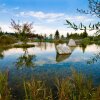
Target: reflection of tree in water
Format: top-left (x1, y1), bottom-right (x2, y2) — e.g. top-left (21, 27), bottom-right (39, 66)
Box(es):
top-left (80, 44), bottom-right (87, 53)
top-left (0, 51), bottom-right (4, 59)
top-left (0, 47), bottom-right (9, 59)
top-left (16, 48), bottom-right (36, 69)
top-left (87, 52), bottom-right (100, 64)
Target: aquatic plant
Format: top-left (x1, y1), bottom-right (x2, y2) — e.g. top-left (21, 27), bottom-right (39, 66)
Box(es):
top-left (55, 69), bottom-right (100, 100)
top-left (24, 69), bottom-right (100, 100)
top-left (0, 71), bottom-right (11, 100)
top-left (24, 80), bottom-right (53, 100)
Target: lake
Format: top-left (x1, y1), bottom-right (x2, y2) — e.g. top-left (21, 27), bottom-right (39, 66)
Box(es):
top-left (0, 42), bottom-right (100, 99)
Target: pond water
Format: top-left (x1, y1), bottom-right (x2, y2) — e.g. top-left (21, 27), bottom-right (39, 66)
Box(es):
top-left (0, 42), bottom-right (100, 99)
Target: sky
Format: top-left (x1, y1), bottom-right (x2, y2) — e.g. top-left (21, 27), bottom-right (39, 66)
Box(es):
top-left (0, 0), bottom-right (99, 36)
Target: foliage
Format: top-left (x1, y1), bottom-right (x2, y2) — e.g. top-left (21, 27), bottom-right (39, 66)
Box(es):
top-left (0, 71), bottom-right (11, 100)
top-left (14, 44), bottom-right (35, 48)
top-left (11, 19), bottom-right (34, 44)
top-left (87, 52), bottom-right (100, 64)
top-left (77, 0), bottom-right (100, 18)
top-left (54, 30), bottom-right (60, 39)
top-left (66, 20), bottom-right (100, 35)
top-left (55, 69), bottom-right (100, 100)
top-left (81, 37), bottom-right (91, 45)
top-left (24, 69), bottom-right (100, 100)
top-left (24, 80), bottom-right (53, 100)
top-left (0, 35), bottom-right (17, 45)
top-left (16, 49), bottom-right (36, 69)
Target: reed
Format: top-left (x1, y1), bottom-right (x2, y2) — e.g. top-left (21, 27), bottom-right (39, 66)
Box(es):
top-left (0, 71), bottom-right (11, 100)
top-left (24, 69), bottom-right (100, 100)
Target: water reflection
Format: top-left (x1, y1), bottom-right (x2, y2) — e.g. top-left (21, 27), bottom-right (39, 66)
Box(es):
top-left (55, 43), bottom-right (76, 62)
top-left (0, 47), bottom-right (10, 59)
top-left (56, 54), bottom-right (71, 62)
top-left (35, 42), bottom-right (53, 50)
top-left (0, 52), bottom-right (4, 59)
top-left (15, 48), bottom-right (36, 69)
top-left (0, 43), bottom-right (100, 99)
top-left (80, 44), bottom-right (87, 53)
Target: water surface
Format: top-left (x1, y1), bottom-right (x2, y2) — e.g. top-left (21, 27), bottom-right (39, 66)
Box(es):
top-left (0, 42), bottom-right (100, 99)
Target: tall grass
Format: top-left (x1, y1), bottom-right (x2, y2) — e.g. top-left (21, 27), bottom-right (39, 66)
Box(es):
top-left (0, 71), bottom-right (11, 100)
top-left (24, 69), bottom-right (100, 100)
top-left (24, 80), bottom-right (53, 100)
top-left (55, 69), bottom-right (100, 100)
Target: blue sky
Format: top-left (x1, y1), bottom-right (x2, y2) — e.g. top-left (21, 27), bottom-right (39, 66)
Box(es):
top-left (0, 0), bottom-right (99, 35)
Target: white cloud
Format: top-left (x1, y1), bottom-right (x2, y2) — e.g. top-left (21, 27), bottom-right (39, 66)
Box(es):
top-left (0, 23), bottom-right (13, 32)
top-left (0, 9), bottom-right (97, 36)
top-left (18, 11), bottom-right (95, 23)
top-left (19, 11), bottom-right (65, 19)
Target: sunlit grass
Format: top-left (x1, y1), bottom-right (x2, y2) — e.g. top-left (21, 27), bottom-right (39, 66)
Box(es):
top-left (0, 71), bottom-right (11, 100)
top-left (24, 69), bottom-right (100, 100)
top-left (0, 69), bottom-right (100, 100)
top-left (24, 80), bottom-right (53, 100)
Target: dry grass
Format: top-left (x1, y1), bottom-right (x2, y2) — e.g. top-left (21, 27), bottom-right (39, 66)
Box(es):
top-left (0, 71), bottom-right (11, 100)
top-left (24, 69), bottom-right (100, 100)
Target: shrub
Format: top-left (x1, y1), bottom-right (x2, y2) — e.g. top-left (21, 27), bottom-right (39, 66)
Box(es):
top-left (0, 35), bottom-right (17, 45)
top-left (81, 37), bottom-right (90, 45)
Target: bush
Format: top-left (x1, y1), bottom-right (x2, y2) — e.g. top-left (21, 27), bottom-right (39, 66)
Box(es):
top-left (81, 37), bottom-right (90, 45)
top-left (0, 35), bottom-right (17, 45)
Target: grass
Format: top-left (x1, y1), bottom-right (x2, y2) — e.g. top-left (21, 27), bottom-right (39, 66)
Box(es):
top-left (0, 71), bottom-right (11, 100)
top-left (13, 44), bottom-right (35, 48)
top-left (24, 69), bottom-right (100, 100)
top-left (24, 80), bottom-right (53, 100)
top-left (55, 69), bottom-right (100, 100)
top-left (0, 69), bottom-right (100, 100)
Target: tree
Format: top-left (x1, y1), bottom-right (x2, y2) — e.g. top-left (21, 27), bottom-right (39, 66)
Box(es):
top-left (82, 27), bottom-right (88, 38)
top-left (61, 35), bottom-right (64, 39)
top-left (0, 27), bottom-right (2, 32)
top-left (67, 32), bottom-right (70, 38)
top-left (65, 0), bottom-right (100, 35)
top-left (49, 34), bottom-right (53, 40)
top-left (77, 0), bottom-right (100, 18)
top-left (11, 19), bottom-right (33, 44)
top-left (54, 30), bottom-right (60, 39)
top-left (0, 27), bottom-right (3, 36)
top-left (44, 34), bottom-right (47, 40)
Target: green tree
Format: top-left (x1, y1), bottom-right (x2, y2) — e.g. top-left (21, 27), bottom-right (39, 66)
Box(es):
top-left (66, 0), bottom-right (100, 35)
top-left (61, 35), bottom-right (64, 39)
top-left (67, 32), bottom-right (69, 38)
top-left (82, 27), bottom-right (88, 38)
top-left (49, 34), bottom-right (53, 40)
top-left (11, 19), bottom-right (33, 44)
top-left (54, 30), bottom-right (60, 39)
top-left (77, 0), bottom-right (100, 18)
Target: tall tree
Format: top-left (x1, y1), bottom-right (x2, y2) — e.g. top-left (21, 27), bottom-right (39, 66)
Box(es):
top-left (54, 30), bottom-right (60, 39)
top-left (49, 34), bottom-right (53, 40)
top-left (61, 35), bottom-right (64, 39)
